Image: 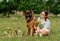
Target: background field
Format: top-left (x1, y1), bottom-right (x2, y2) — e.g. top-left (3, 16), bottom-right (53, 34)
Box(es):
top-left (0, 14), bottom-right (60, 41)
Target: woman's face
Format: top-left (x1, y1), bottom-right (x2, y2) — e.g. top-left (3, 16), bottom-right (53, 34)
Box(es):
top-left (40, 12), bottom-right (46, 19)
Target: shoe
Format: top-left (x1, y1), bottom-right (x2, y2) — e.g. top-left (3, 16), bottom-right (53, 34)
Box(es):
top-left (34, 33), bottom-right (38, 37)
top-left (39, 34), bottom-right (43, 37)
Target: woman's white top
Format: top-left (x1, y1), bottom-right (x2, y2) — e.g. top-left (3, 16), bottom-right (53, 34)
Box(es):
top-left (37, 17), bottom-right (50, 29)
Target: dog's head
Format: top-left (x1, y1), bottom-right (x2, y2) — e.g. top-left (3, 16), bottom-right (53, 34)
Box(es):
top-left (23, 9), bottom-right (33, 21)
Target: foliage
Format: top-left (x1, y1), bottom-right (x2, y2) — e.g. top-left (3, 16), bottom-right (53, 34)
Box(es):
top-left (0, 0), bottom-right (60, 16)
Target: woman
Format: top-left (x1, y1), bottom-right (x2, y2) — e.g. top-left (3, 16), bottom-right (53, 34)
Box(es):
top-left (35, 11), bottom-right (50, 37)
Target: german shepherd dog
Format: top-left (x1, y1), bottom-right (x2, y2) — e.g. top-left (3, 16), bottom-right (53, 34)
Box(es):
top-left (23, 9), bottom-right (35, 36)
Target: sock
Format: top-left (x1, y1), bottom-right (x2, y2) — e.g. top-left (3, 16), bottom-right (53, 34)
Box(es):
top-left (39, 34), bottom-right (43, 37)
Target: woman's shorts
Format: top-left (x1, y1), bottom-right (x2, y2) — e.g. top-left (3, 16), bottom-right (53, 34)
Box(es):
top-left (40, 28), bottom-right (50, 33)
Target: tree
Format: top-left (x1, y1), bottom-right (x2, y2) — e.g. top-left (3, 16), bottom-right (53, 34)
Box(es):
top-left (0, 0), bottom-right (16, 17)
top-left (0, 0), bottom-right (60, 16)
top-left (50, 0), bottom-right (60, 16)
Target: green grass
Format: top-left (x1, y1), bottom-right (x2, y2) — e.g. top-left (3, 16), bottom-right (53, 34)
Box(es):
top-left (0, 14), bottom-right (60, 41)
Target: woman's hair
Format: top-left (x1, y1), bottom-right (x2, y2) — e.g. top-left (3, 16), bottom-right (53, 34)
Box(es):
top-left (42, 11), bottom-right (49, 21)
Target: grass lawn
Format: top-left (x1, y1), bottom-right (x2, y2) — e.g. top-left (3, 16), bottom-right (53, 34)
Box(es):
top-left (0, 14), bottom-right (60, 41)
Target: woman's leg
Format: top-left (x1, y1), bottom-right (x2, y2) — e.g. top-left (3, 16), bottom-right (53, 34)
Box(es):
top-left (39, 29), bottom-right (50, 36)
top-left (35, 26), bottom-right (40, 35)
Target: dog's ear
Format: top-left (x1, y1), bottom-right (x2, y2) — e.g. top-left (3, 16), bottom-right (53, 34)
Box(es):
top-left (29, 9), bottom-right (32, 14)
top-left (23, 10), bottom-right (26, 15)
top-left (29, 9), bottom-right (32, 13)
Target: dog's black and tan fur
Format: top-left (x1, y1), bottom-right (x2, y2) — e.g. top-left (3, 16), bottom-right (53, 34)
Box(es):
top-left (23, 9), bottom-right (35, 36)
